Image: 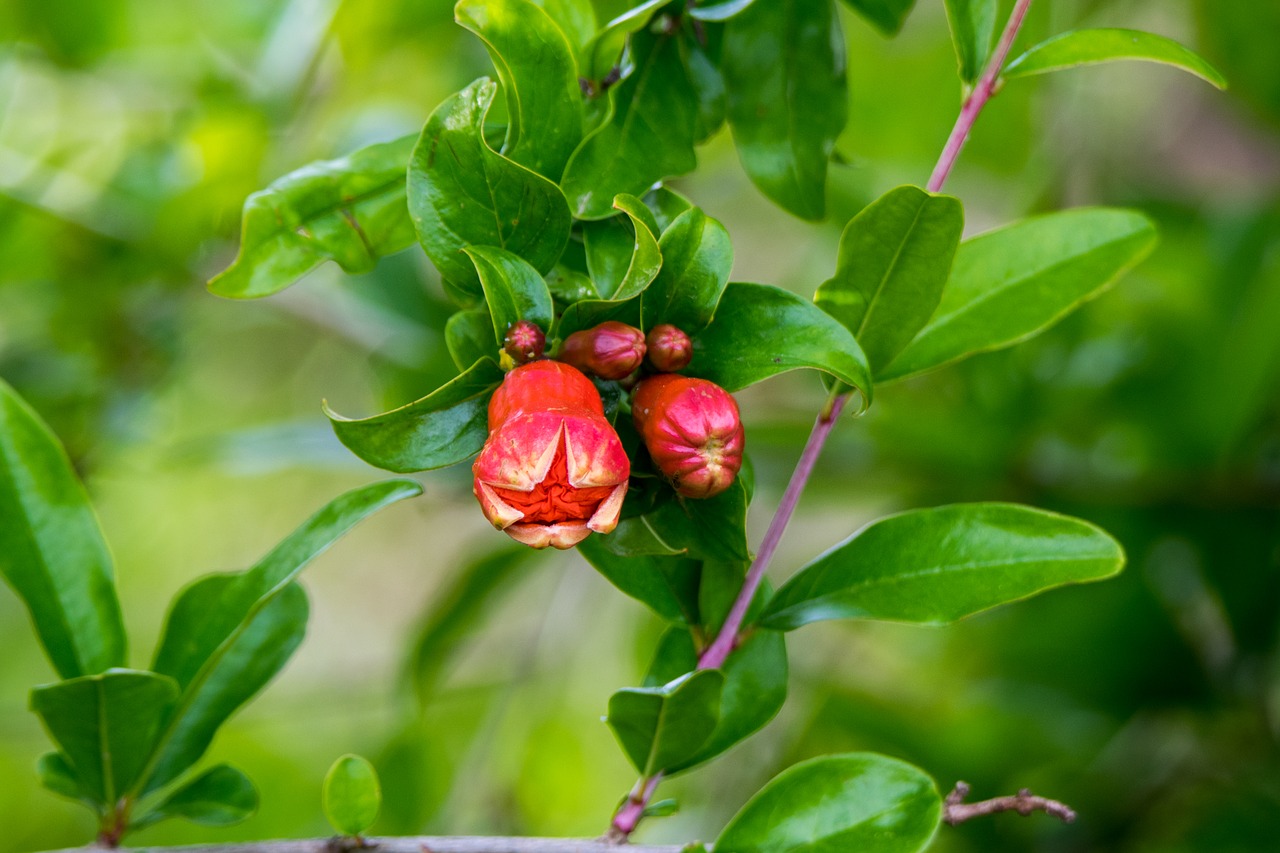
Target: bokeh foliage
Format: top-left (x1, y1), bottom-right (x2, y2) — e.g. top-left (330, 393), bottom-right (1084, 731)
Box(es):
top-left (1, 0), bottom-right (1277, 851)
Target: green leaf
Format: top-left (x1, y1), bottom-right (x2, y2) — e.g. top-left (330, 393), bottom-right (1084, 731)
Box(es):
top-left (814, 186), bottom-right (964, 375)
top-left (30, 669), bottom-right (179, 806)
top-left (562, 28), bottom-right (699, 220)
top-left (643, 797), bottom-right (679, 817)
top-left (716, 753), bottom-right (941, 853)
top-left (143, 481), bottom-right (421, 792)
top-left (408, 79), bottom-right (572, 303)
top-left (324, 754), bottom-right (382, 836)
top-left (578, 538), bottom-right (701, 623)
top-left (209, 134), bottom-right (417, 299)
top-left (642, 207), bottom-right (733, 333)
top-left (838, 0), bottom-right (917, 37)
top-left (646, 186), bottom-right (695, 233)
top-left (762, 503), bottom-right (1126, 631)
top-left (943, 0), bottom-right (997, 84)
top-left (134, 764), bottom-right (258, 829)
top-left (724, 0), bottom-right (846, 219)
top-left (881, 208), bottom-right (1158, 381)
top-left (455, 0), bottom-right (585, 179)
top-left (581, 0), bottom-right (669, 81)
top-left (37, 752), bottom-right (94, 807)
top-left (1003, 28), bottom-right (1228, 89)
top-left (327, 359), bottom-right (505, 472)
top-left (582, 194), bottom-right (663, 302)
top-left (529, 0), bottom-right (596, 50)
top-left (645, 478), bottom-right (751, 563)
top-left (0, 379), bottom-right (126, 680)
top-left (607, 670), bottom-right (724, 775)
top-left (683, 33), bottom-right (727, 143)
top-left (688, 283), bottom-right (872, 408)
top-left (445, 309), bottom-right (497, 371)
top-left (690, 0), bottom-right (759, 22)
top-left (463, 246), bottom-right (554, 347)
top-left (645, 626), bottom-right (787, 772)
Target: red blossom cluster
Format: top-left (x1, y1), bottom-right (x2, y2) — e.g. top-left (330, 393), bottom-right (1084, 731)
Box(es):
top-left (473, 320), bottom-right (744, 549)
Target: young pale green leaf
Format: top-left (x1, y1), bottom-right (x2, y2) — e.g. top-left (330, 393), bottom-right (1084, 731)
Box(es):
top-left (408, 79), bottom-right (571, 303)
top-left (762, 503), bottom-right (1125, 631)
top-left (716, 753), bottom-right (941, 853)
top-left (327, 359), bottom-right (505, 472)
top-left (463, 247), bottom-right (554, 346)
top-left (324, 754), bottom-right (382, 836)
top-left (529, 0), bottom-right (596, 50)
top-left (133, 764), bottom-right (258, 830)
top-left (688, 283), bottom-right (872, 409)
top-left (607, 670), bottom-right (724, 776)
top-left (209, 135), bottom-right (417, 299)
top-left (445, 309), bottom-right (496, 371)
top-left (1003, 28), bottom-right (1228, 89)
top-left (645, 627), bottom-right (787, 772)
top-left (0, 379), bottom-right (126, 680)
top-left (724, 0), bottom-right (847, 220)
top-left (37, 752), bottom-right (94, 807)
top-left (582, 194), bottom-right (663, 302)
top-left (881, 208), bottom-right (1158, 381)
top-left (689, 0), bottom-right (759, 22)
top-left (641, 207), bottom-right (733, 333)
top-left (455, 0), bottom-right (585, 180)
top-left (562, 28), bottom-right (698, 220)
top-left (30, 669), bottom-right (179, 807)
top-left (580, 0), bottom-right (669, 81)
top-left (142, 480), bottom-right (420, 792)
top-left (815, 186), bottom-right (963, 375)
top-left (838, 0), bottom-right (918, 37)
top-left (943, 0), bottom-right (997, 84)
top-left (579, 537), bottom-right (701, 623)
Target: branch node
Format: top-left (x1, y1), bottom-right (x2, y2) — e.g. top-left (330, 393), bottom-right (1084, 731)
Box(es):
top-left (942, 781), bottom-right (1078, 827)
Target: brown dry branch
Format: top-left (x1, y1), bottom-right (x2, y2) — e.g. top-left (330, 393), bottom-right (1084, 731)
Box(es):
top-left (943, 781), bottom-right (1079, 826)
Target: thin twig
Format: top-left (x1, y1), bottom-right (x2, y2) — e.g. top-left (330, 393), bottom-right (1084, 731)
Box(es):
top-left (41, 838), bottom-right (684, 853)
top-left (943, 781), bottom-right (1078, 826)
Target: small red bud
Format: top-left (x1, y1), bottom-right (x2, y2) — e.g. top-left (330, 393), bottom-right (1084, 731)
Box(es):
top-left (503, 320), bottom-right (546, 365)
top-left (645, 324), bottom-right (693, 372)
top-left (558, 321), bottom-right (646, 380)
top-left (632, 375), bottom-right (744, 499)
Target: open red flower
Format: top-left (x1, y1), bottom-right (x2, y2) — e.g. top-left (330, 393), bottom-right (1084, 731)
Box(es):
top-left (633, 374), bottom-right (744, 499)
top-left (474, 361), bottom-right (629, 549)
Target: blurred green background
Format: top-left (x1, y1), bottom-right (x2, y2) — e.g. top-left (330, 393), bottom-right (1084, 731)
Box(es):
top-left (1, 0), bottom-right (1277, 850)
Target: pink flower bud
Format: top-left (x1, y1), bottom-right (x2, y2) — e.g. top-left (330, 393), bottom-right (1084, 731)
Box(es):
top-left (474, 361), bottom-right (630, 549)
top-left (503, 320), bottom-right (546, 365)
top-left (645, 324), bottom-right (693, 372)
top-left (632, 375), bottom-right (744, 499)
top-left (558, 321), bottom-right (646, 380)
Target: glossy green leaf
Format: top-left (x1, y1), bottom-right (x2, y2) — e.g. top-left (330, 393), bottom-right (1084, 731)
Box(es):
top-left (578, 538), bottom-right (701, 623)
top-left (327, 359), bottom-right (505, 472)
top-left (814, 186), bottom-right (964, 375)
top-left (582, 194), bottom-right (663, 302)
top-left (209, 134), bottom-right (416, 299)
top-left (530, 0), bottom-right (596, 50)
top-left (645, 626), bottom-right (787, 771)
top-left (690, 0), bottom-right (759, 21)
top-left (838, 0), bottom-right (917, 37)
top-left (642, 207), bottom-right (733, 333)
top-left (581, 0), bottom-right (669, 81)
top-left (546, 264), bottom-right (600, 303)
top-left (716, 753), bottom-right (941, 853)
top-left (1003, 28), bottom-right (1228, 89)
top-left (607, 669), bottom-right (724, 775)
top-left (408, 79), bottom-right (572, 303)
top-left (134, 764), bottom-right (258, 829)
top-left (683, 34), bottom-right (727, 142)
top-left (646, 478), bottom-right (751, 563)
top-left (645, 186), bottom-right (695, 233)
top-left (724, 0), bottom-right (846, 219)
top-left (30, 669), bottom-right (179, 806)
top-left (455, 0), bottom-right (585, 179)
top-left (0, 379), bottom-right (126, 680)
top-left (324, 754), bottom-right (381, 836)
top-left (463, 246), bottom-right (554, 346)
top-left (36, 752), bottom-right (94, 807)
top-left (688, 283), bottom-right (872, 408)
top-left (563, 28), bottom-right (698, 220)
top-left (445, 309), bottom-right (496, 371)
top-left (762, 503), bottom-right (1126, 630)
top-left (943, 0), bottom-right (997, 84)
top-left (881, 208), bottom-right (1158, 381)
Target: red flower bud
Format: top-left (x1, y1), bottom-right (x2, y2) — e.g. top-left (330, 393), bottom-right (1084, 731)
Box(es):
top-left (503, 320), bottom-right (546, 365)
top-left (474, 361), bottom-right (630, 549)
top-left (645, 324), bottom-right (693, 372)
top-left (632, 375), bottom-right (744, 499)
top-left (558, 321), bottom-right (646, 380)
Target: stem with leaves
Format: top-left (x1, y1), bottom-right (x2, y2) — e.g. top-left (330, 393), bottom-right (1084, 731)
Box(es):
top-left (607, 0), bottom-right (1037, 841)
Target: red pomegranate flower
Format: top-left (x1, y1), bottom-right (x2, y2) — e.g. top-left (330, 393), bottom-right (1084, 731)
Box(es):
top-left (558, 321), bottom-right (647, 380)
top-left (474, 361), bottom-right (629, 549)
top-left (633, 374), bottom-right (744, 499)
